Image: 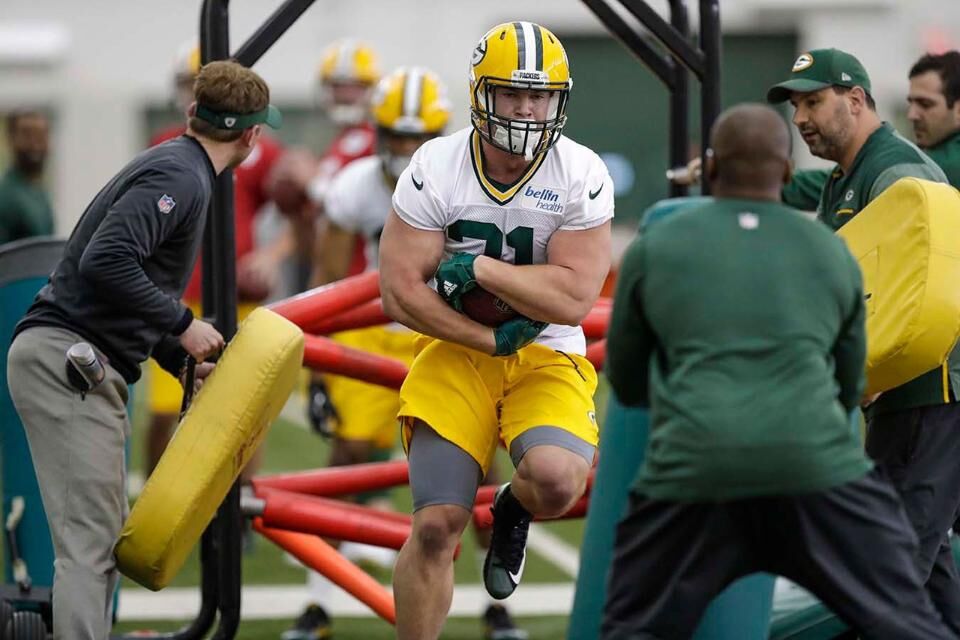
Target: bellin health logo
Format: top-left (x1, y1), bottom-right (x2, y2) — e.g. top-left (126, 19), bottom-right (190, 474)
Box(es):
top-left (523, 185), bottom-right (565, 213)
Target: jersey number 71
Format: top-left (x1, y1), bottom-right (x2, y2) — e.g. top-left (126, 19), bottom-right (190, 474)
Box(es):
top-left (447, 221), bottom-right (535, 265)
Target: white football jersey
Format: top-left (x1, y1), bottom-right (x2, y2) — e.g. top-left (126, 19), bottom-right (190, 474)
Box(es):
top-left (392, 127), bottom-right (614, 354)
top-left (324, 156), bottom-right (392, 270)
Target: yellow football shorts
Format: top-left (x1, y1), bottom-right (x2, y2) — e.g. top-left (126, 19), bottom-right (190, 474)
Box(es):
top-left (148, 303), bottom-right (257, 414)
top-left (325, 326), bottom-right (417, 449)
top-left (398, 337), bottom-right (599, 474)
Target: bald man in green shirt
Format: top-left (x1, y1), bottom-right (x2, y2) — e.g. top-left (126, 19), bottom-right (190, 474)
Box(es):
top-left (602, 103), bottom-right (953, 640)
top-left (0, 110), bottom-right (54, 244)
top-left (769, 48), bottom-right (960, 633)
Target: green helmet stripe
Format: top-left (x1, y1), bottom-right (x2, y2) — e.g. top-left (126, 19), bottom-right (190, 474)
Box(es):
top-left (513, 22), bottom-right (526, 70)
top-left (533, 23), bottom-right (543, 71)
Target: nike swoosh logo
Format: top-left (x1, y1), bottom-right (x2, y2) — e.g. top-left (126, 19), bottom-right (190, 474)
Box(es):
top-left (411, 174), bottom-right (424, 191)
top-left (588, 183), bottom-right (603, 199)
top-left (508, 551), bottom-right (526, 584)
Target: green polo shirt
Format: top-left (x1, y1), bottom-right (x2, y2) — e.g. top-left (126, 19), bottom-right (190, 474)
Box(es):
top-left (607, 198), bottom-right (872, 501)
top-left (0, 168), bottom-right (54, 244)
top-left (924, 129), bottom-right (960, 188)
top-left (782, 168), bottom-right (829, 211)
top-left (812, 123), bottom-right (955, 414)
top-left (816, 123), bottom-right (945, 229)
top-left (784, 129), bottom-right (960, 209)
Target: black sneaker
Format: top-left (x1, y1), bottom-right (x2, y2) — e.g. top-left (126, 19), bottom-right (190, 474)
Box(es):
top-left (483, 603), bottom-right (529, 640)
top-left (280, 604), bottom-right (332, 640)
top-left (483, 483), bottom-right (531, 600)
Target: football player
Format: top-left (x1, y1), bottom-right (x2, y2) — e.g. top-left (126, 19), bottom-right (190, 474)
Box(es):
top-left (283, 65), bottom-right (443, 640)
top-left (286, 66), bottom-right (529, 640)
top-left (271, 39), bottom-right (381, 289)
top-left (379, 22), bottom-right (614, 639)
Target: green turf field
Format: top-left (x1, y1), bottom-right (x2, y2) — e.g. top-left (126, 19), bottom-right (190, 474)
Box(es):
top-left (113, 615), bottom-right (571, 639)
top-left (113, 381), bottom-right (597, 639)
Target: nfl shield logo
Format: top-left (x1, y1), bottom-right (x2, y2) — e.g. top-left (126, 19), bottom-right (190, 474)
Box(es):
top-left (157, 194), bottom-right (176, 214)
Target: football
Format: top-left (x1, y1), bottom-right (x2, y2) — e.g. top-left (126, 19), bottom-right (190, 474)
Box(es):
top-left (236, 265), bottom-right (272, 303)
top-left (267, 147), bottom-right (317, 218)
top-left (460, 287), bottom-right (519, 327)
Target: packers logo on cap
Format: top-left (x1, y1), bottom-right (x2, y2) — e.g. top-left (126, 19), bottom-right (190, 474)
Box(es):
top-left (792, 53), bottom-right (814, 72)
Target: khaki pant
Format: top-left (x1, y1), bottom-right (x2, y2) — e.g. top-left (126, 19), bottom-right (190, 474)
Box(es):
top-left (7, 326), bottom-right (129, 640)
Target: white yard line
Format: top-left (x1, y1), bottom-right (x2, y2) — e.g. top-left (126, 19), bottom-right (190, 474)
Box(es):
top-left (118, 583), bottom-right (574, 621)
top-left (527, 524), bottom-right (581, 578)
top-left (278, 392), bottom-right (309, 429)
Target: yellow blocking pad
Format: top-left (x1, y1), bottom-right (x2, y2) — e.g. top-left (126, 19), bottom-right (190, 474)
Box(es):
top-left (116, 307), bottom-right (305, 590)
top-left (148, 303), bottom-right (258, 414)
top-left (837, 178), bottom-right (960, 395)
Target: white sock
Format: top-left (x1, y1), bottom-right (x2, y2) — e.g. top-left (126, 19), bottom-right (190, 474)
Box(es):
top-left (340, 541), bottom-right (398, 568)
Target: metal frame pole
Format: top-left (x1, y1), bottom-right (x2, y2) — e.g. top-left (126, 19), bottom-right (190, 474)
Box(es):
top-left (668, 0), bottom-right (691, 197)
top-left (698, 0), bottom-right (722, 195)
top-left (581, 0), bottom-right (721, 196)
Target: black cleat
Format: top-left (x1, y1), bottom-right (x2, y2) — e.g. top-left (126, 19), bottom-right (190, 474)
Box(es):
top-left (483, 483), bottom-right (531, 600)
top-left (280, 603), bottom-right (332, 640)
top-left (483, 603), bottom-right (529, 640)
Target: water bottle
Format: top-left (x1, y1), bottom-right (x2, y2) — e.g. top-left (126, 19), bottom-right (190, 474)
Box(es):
top-left (66, 342), bottom-right (105, 392)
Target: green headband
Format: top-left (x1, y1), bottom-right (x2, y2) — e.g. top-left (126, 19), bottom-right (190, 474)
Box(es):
top-left (195, 103), bottom-right (282, 130)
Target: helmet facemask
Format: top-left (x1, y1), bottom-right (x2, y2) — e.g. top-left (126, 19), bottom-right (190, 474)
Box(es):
top-left (317, 80), bottom-right (374, 127)
top-left (371, 66), bottom-right (451, 179)
top-left (377, 129), bottom-right (434, 181)
top-left (471, 77), bottom-right (569, 161)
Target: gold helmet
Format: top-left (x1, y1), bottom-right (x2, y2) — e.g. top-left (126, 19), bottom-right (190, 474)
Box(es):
top-left (172, 42), bottom-right (202, 113)
top-left (469, 22), bottom-right (572, 159)
top-left (317, 39), bottom-right (381, 126)
top-left (371, 67), bottom-right (451, 179)
top-left (372, 67), bottom-right (451, 136)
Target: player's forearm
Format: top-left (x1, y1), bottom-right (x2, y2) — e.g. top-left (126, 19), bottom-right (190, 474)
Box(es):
top-left (382, 280), bottom-right (496, 354)
top-left (311, 248), bottom-right (351, 287)
top-left (267, 225), bottom-right (295, 262)
top-left (473, 257), bottom-right (600, 326)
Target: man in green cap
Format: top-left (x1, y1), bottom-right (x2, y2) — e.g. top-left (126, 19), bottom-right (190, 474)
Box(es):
top-left (769, 48), bottom-right (960, 632)
top-left (782, 49), bottom-right (960, 209)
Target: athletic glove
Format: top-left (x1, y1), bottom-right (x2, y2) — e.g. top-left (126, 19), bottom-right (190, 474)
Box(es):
top-left (307, 378), bottom-right (339, 438)
top-left (435, 252), bottom-right (478, 312)
top-left (494, 316), bottom-right (549, 356)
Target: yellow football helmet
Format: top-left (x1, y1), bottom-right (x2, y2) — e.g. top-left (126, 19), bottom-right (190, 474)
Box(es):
top-left (317, 39), bottom-right (381, 126)
top-left (469, 21), bottom-right (572, 159)
top-left (172, 43), bottom-right (202, 113)
top-left (372, 67), bottom-right (451, 136)
top-left (371, 67), bottom-right (451, 179)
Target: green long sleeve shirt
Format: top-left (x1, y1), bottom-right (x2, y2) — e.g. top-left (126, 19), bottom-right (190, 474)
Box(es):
top-left (0, 168), bottom-right (53, 244)
top-left (607, 198), bottom-right (872, 501)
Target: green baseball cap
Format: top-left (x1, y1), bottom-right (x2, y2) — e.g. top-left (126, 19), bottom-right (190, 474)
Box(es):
top-left (766, 48), bottom-right (872, 104)
top-left (195, 103), bottom-right (282, 130)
